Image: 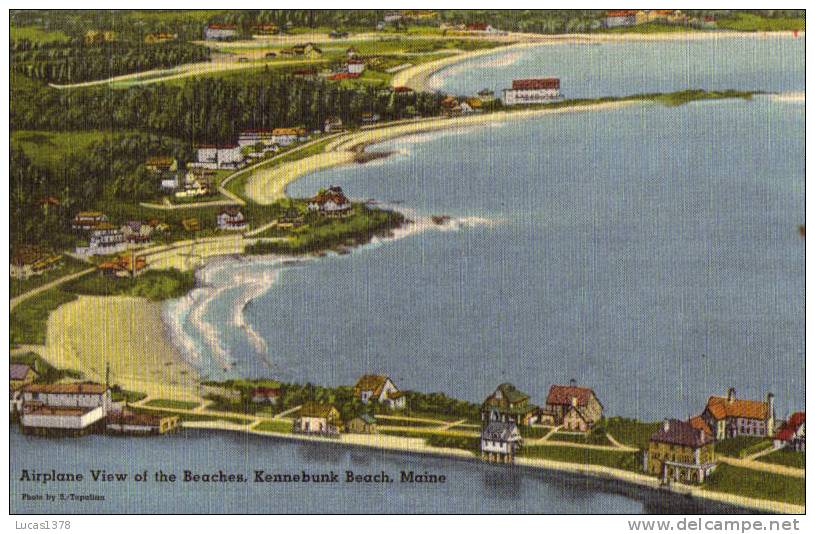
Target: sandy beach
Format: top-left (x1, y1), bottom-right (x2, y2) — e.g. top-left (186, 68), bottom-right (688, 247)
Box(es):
top-left (245, 99), bottom-right (642, 204)
top-left (44, 296), bottom-right (200, 400)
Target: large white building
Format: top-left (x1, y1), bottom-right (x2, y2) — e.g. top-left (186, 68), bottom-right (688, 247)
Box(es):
top-left (502, 78), bottom-right (562, 105)
top-left (204, 24), bottom-right (238, 40)
top-left (195, 145), bottom-right (245, 169)
top-left (20, 383), bottom-right (111, 435)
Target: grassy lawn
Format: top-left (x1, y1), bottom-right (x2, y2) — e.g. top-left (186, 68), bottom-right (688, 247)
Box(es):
top-left (10, 25), bottom-right (70, 44)
top-left (519, 425), bottom-right (553, 439)
top-left (10, 255), bottom-right (91, 298)
top-left (605, 417), bottom-right (661, 450)
top-left (10, 288), bottom-right (78, 345)
top-left (520, 445), bottom-right (640, 471)
top-left (254, 420), bottom-right (293, 434)
top-left (703, 464), bottom-right (804, 506)
top-left (715, 436), bottom-right (773, 459)
top-left (757, 449), bottom-right (805, 469)
top-left (376, 417), bottom-right (444, 429)
top-left (64, 269), bottom-right (196, 301)
top-left (716, 13), bottom-right (804, 32)
top-left (111, 388), bottom-right (148, 404)
top-left (548, 431), bottom-right (612, 447)
top-left (144, 399), bottom-right (200, 410)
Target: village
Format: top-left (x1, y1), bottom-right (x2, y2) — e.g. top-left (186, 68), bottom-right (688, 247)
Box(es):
top-left (8, 354), bottom-right (805, 505)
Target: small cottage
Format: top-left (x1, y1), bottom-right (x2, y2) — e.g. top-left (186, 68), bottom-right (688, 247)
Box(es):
top-left (353, 374), bottom-right (406, 409)
top-left (217, 208), bottom-right (247, 231)
top-left (293, 402), bottom-right (341, 436)
top-left (346, 414), bottom-right (378, 434)
top-left (480, 421), bottom-right (522, 463)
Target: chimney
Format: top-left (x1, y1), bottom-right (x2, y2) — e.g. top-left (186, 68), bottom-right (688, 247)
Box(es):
top-left (767, 392), bottom-right (775, 417)
top-left (569, 378), bottom-right (577, 388)
top-left (663, 419), bottom-right (670, 432)
top-left (727, 387), bottom-right (736, 403)
top-left (699, 429), bottom-right (705, 443)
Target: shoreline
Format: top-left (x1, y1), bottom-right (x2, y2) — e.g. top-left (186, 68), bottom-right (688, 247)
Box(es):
top-left (392, 30), bottom-right (804, 92)
top-left (246, 99), bottom-right (644, 204)
top-left (183, 421), bottom-right (803, 514)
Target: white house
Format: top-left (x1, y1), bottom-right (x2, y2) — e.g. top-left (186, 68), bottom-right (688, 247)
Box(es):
top-left (217, 145), bottom-right (244, 168)
top-left (308, 186), bottom-right (353, 217)
top-left (293, 402), bottom-right (341, 436)
top-left (217, 208), bottom-right (247, 230)
top-left (353, 374), bottom-right (406, 409)
top-left (271, 128), bottom-right (307, 146)
top-left (21, 382), bottom-right (112, 410)
top-left (238, 129), bottom-right (275, 147)
top-left (774, 412), bottom-right (805, 452)
top-left (196, 145), bottom-right (218, 164)
top-left (75, 224), bottom-right (127, 256)
top-left (204, 24), bottom-right (238, 40)
top-left (347, 59), bottom-right (365, 75)
top-left (21, 405), bottom-right (107, 435)
top-left (480, 421), bottom-right (522, 462)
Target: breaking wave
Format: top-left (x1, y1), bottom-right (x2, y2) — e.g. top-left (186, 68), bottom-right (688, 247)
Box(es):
top-left (162, 211), bottom-right (505, 379)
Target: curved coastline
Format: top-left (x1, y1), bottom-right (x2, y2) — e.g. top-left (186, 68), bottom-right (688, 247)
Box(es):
top-left (247, 99), bottom-right (646, 204)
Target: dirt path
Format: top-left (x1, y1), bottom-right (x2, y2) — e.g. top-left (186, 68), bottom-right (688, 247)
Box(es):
top-left (10, 267), bottom-right (96, 311)
top-left (274, 405), bottom-right (301, 420)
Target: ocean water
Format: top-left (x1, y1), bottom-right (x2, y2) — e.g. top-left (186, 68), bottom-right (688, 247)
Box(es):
top-left (165, 37), bottom-right (804, 421)
top-left (10, 426), bottom-right (750, 514)
top-left (427, 35), bottom-right (804, 98)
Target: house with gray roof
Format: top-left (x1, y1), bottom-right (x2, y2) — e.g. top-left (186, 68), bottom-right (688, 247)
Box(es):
top-left (480, 421), bottom-right (522, 463)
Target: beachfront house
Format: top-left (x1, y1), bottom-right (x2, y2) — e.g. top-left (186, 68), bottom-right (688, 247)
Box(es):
top-left (308, 186), bottom-right (353, 217)
top-left (75, 224), bottom-right (127, 257)
top-left (481, 383), bottom-right (537, 426)
top-left (99, 255), bottom-right (148, 278)
top-left (19, 382), bottom-right (112, 436)
top-left (106, 410), bottom-right (179, 435)
top-left (480, 421), bottom-right (522, 463)
top-left (700, 388), bottom-right (775, 440)
top-left (238, 129), bottom-right (276, 147)
top-left (10, 364), bottom-right (38, 391)
top-left (346, 414), bottom-right (378, 434)
top-left (217, 208), bottom-right (247, 231)
top-left (605, 10), bottom-right (637, 27)
top-left (10, 246), bottom-right (62, 280)
top-left (774, 412), bottom-right (805, 452)
top-left (204, 24), bottom-right (237, 41)
top-left (352, 374), bottom-right (406, 409)
top-left (293, 402), bottom-right (341, 436)
top-left (502, 78), bottom-right (562, 105)
top-left (540, 380), bottom-right (604, 431)
top-left (643, 419), bottom-right (717, 485)
top-left (271, 128), bottom-right (307, 146)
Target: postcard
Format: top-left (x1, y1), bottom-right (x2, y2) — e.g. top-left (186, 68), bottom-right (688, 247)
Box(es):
top-left (7, 7), bottom-right (805, 517)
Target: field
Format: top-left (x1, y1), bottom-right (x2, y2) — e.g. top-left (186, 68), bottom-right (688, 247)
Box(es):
top-left (604, 417), bottom-right (661, 449)
top-left (714, 436), bottom-right (772, 459)
top-left (64, 269), bottom-right (196, 301)
top-left (703, 464), bottom-right (804, 506)
top-left (547, 431), bottom-right (613, 446)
